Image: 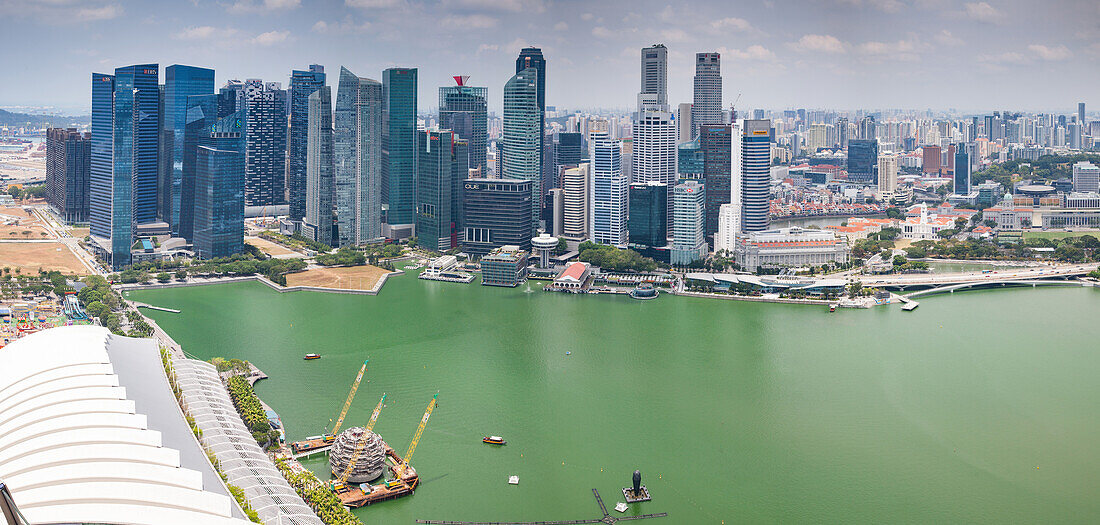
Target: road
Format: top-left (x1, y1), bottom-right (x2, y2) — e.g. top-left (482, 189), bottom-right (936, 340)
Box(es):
top-left (860, 263), bottom-right (1099, 287)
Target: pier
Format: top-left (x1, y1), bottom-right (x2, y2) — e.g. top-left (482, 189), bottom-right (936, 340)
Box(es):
top-left (131, 301), bottom-right (181, 313)
top-left (333, 445), bottom-right (418, 507)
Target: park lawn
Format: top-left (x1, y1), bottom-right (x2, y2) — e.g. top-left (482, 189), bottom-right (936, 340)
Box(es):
top-left (1022, 230), bottom-right (1100, 240)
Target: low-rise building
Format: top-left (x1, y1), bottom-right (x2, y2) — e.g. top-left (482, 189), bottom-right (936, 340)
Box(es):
top-left (480, 245), bottom-right (528, 287)
top-left (552, 261), bottom-right (591, 291)
top-left (734, 227), bottom-right (849, 271)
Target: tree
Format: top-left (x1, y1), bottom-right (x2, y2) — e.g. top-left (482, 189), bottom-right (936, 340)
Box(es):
top-left (85, 301), bottom-right (109, 319)
top-left (847, 281), bottom-right (863, 298)
top-left (885, 207), bottom-right (904, 219)
top-left (937, 228), bottom-right (957, 239)
top-left (555, 237), bottom-right (568, 255)
top-left (175, 269), bottom-right (188, 280)
top-left (156, 272), bottom-right (171, 283)
top-left (892, 255), bottom-right (908, 266)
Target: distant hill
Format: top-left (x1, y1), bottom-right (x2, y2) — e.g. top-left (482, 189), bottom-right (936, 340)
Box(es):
top-left (0, 109), bottom-right (89, 128)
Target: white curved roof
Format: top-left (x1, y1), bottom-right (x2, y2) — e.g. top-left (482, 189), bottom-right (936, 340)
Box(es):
top-left (0, 326), bottom-right (254, 525)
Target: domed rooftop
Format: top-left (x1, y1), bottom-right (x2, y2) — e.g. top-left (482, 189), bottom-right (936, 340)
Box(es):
top-left (329, 427), bottom-right (386, 483)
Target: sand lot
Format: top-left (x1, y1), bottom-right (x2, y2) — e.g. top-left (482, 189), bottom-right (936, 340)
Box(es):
top-left (0, 242), bottom-right (89, 275)
top-left (285, 265), bottom-right (391, 290)
top-left (246, 236), bottom-right (302, 257)
top-left (0, 206), bottom-right (52, 239)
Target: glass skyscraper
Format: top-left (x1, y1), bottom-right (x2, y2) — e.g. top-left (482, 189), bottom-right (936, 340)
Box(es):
top-left (954, 143), bottom-right (970, 195)
top-left (193, 108), bottom-right (246, 259)
top-left (461, 178), bottom-right (533, 257)
top-left (628, 181), bottom-right (667, 247)
top-left (180, 94), bottom-right (218, 242)
top-left (671, 180), bottom-right (706, 265)
top-left (503, 67), bottom-right (541, 235)
top-left (46, 128), bottom-right (91, 223)
top-left (516, 48), bottom-right (546, 189)
top-left (223, 79), bottom-right (287, 208)
top-left (163, 65), bottom-right (214, 235)
top-left (382, 67), bottom-right (418, 232)
top-left (439, 78), bottom-right (487, 173)
top-left (677, 138), bottom-right (704, 179)
top-left (305, 86), bottom-right (334, 247)
top-left (335, 67), bottom-right (383, 246)
top-left (288, 65), bottom-right (326, 224)
top-left (416, 130), bottom-right (468, 252)
top-left (591, 136), bottom-right (627, 246)
top-left (700, 124), bottom-right (731, 242)
top-left (741, 119), bottom-right (772, 233)
top-left (847, 138), bottom-right (878, 183)
top-left (692, 53), bottom-right (722, 139)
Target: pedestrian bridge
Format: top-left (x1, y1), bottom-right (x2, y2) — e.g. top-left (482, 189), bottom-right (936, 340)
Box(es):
top-left (905, 279), bottom-right (1090, 298)
top-left (863, 264), bottom-right (1098, 291)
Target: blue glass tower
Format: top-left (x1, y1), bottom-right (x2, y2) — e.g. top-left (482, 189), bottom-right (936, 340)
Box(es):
top-left (288, 65), bottom-right (326, 224)
top-left (163, 65), bottom-right (214, 235)
top-left (741, 119), bottom-right (772, 233)
top-left (503, 67), bottom-right (541, 235)
top-left (382, 68), bottom-right (418, 232)
top-left (115, 64), bottom-right (160, 226)
top-left (516, 48), bottom-right (546, 181)
top-left (439, 79), bottom-right (487, 173)
top-left (89, 72), bottom-right (123, 266)
top-left (954, 143), bottom-right (970, 194)
top-left (193, 108), bottom-right (246, 259)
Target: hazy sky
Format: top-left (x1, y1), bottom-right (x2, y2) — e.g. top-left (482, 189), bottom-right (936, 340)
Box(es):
top-left (1, 0), bottom-right (1097, 115)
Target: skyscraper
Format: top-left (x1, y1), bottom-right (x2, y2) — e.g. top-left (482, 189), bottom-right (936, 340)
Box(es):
top-left (1079, 102), bottom-right (1086, 128)
top-left (700, 124), bottom-right (731, 242)
top-left (162, 65), bottom-right (214, 235)
top-left (304, 86), bottom-right (334, 247)
top-left (334, 67), bottom-right (382, 246)
top-left (516, 47), bottom-right (546, 183)
top-left (847, 139), bottom-right (878, 183)
top-left (193, 106), bottom-right (246, 259)
top-left (628, 182), bottom-right (667, 247)
top-left (439, 76), bottom-right (487, 173)
top-left (676, 103), bottom-right (693, 143)
top-left (503, 67), bottom-right (542, 234)
top-left (691, 52), bottom-right (721, 139)
top-left (416, 130), bottom-right (469, 251)
top-left (561, 164), bottom-right (589, 240)
top-left (633, 94), bottom-right (676, 236)
top-left (461, 178), bottom-right (532, 257)
top-left (640, 44), bottom-right (667, 106)
top-left (741, 119), bottom-right (771, 233)
top-left (224, 79), bottom-right (287, 208)
top-left (878, 153), bottom-right (898, 194)
top-left (288, 64), bottom-right (326, 225)
top-left (46, 128), bottom-right (91, 223)
top-left (954, 144), bottom-right (970, 195)
top-left (382, 67), bottom-right (418, 237)
top-left (671, 180), bottom-right (706, 265)
top-left (923, 145), bottom-right (942, 175)
top-left (590, 136), bottom-right (627, 246)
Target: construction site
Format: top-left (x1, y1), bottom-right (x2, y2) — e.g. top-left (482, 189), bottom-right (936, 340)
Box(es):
top-left (282, 360), bottom-right (439, 508)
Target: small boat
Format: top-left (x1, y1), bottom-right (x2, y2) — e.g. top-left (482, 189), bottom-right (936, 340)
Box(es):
top-left (303, 353), bottom-right (321, 360)
top-left (483, 436), bottom-right (506, 445)
top-left (614, 502), bottom-right (629, 513)
top-left (829, 303), bottom-right (837, 312)
top-left (508, 475), bottom-right (519, 485)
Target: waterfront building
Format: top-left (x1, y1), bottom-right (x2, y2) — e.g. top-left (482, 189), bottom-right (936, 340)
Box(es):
top-left (714, 203), bottom-right (739, 255)
top-left (439, 76), bottom-right (488, 173)
top-left (591, 136), bottom-right (627, 246)
top-left (417, 130), bottom-right (468, 252)
top-left (628, 181), bottom-right (667, 247)
top-left (382, 67), bottom-right (418, 238)
top-left (227, 79), bottom-right (287, 208)
top-left (677, 138), bottom-right (703, 179)
top-left (192, 103), bottom-right (246, 259)
top-left (691, 52), bottom-right (722, 139)
top-left (304, 86), bottom-right (334, 247)
top-left (640, 44), bottom-right (667, 106)
top-left (741, 119), bottom-right (772, 233)
top-left (700, 124), bottom-right (731, 242)
top-left (553, 261), bottom-right (591, 291)
top-left (461, 178), bottom-right (532, 257)
top-left (877, 153), bottom-right (898, 194)
top-left (334, 67), bottom-right (383, 246)
top-left (531, 233), bottom-right (558, 269)
top-left (954, 144), bottom-right (970, 194)
top-left (516, 47), bottom-right (546, 187)
top-left (847, 138), bottom-right (877, 183)
top-left (671, 180), bottom-right (707, 265)
top-left (480, 245), bottom-right (529, 287)
top-left (734, 227), bottom-right (849, 272)
top-left (162, 65), bottom-right (214, 234)
top-left (288, 64), bottom-right (326, 225)
top-left (503, 67), bottom-right (542, 233)
top-left (561, 164), bottom-right (589, 240)
top-left (46, 128), bottom-right (91, 223)
top-left (1072, 161), bottom-right (1100, 193)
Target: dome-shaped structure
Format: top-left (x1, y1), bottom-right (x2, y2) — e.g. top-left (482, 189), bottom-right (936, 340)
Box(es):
top-left (328, 427), bottom-right (386, 483)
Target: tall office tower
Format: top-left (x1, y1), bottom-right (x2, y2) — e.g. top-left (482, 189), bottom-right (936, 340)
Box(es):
top-left (700, 124), bottom-right (731, 242)
top-left (439, 75), bottom-right (488, 173)
top-left (180, 92), bottom-right (231, 242)
top-left (1072, 161), bottom-right (1100, 193)
top-left (461, 178), bottom-right (533, 257)
top-left (676, 102), bottom-right (693, 143)
top-left (416, 130), bottom-right (469, 252)
top-left (847, 139), bottom-right (878, 183)
top-left (590, 137), bottom-right (627, 246)
top-left (382, 67), bottom-right (418, 237)
top-left (714, 203), bottom-right (739, 255)
top-left (677, 139), bottom-right (704, 179)
top-left (628, 182), bottom-right (667, 247)
top-left (193, 107), bottom-right (246, 259)
top-left (954, 144), bottom-right (970, 195)
top-left (503, 67), bottom-right (542, 234)
top-left (46, 128), bottom-right (91, 223)
top-left (557, 133), bottom-right (583, 165)
top-left (922, 145), bottom-right (942, 175)
top-left (858, 116), bottom-right (876, 140)
top-left (288, 64), bottom-right (326, 225)
top-left (640, 44), bottom-right (667, 106)
top-left (741, 119), bottom-right (771, 233)
top-left (1068, 123), bottom-right (1082, 149)
top-left (162, 65), bottom-right (214, 234)
top-left (225, 79), bottom-right (287, 208)
top-left (89, 65), bottom-right (160, 269)
top-left (836, 117), bottom-right (849, 149)
top-left (877, 153), bottom-right (898, 194)
top-left (671, 180), bottom-right (706, 265)
top-left (1079, 102), bottom-right (1086, 128)
top-left (691, 53), bottom-right (722, 139)
top-left (633, 94), bottom-right (676, 233)
top-left (561, 164), bottom-right (589, 240)
top-left (516, 48), bottom-right (546, 186)
top-left (334, 67), bottom-right (383, 246)
top-left (304, 86), bottom-right (334, 247)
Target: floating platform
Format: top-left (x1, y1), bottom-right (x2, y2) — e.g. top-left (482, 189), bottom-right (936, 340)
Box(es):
top-left (335, 445), bottom-right (419, 508)
top-left (289, 435), bottom-right (333, 456)
top-left (623, 485), bottom-right (651, 503)
top-left (902, 301), bottom-right (919, 311)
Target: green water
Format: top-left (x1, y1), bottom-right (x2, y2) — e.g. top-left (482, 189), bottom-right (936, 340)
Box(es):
top-left (130, 274), bottom-right (1100, 524)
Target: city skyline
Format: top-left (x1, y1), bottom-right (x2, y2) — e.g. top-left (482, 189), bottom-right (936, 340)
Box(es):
top-left (1, 0), bottom-right (1098, 114)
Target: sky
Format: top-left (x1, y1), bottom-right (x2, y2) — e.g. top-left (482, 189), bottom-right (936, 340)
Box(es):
top-left (0, 0), bottom-right (1097, 115)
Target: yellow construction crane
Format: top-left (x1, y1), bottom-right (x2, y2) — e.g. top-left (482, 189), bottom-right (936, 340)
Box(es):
top-left (331, 393), bottom-right (387, 493)
top-left (394, 394), bottom-right (438, 481)
top-left (327, 360), bottom-right (368, 439)
top-left (365, 393), bottom-right (386, 433)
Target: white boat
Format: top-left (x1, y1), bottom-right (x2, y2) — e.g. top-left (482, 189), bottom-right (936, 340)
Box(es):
top-left (614, 502), bottom-right (629, 513)
top-left (508, 475), bottom-right (519, 485)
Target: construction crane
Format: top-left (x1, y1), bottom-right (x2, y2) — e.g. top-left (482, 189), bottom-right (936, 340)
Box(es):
top-left (394, 394), bottom-right (438, 482)
top-left (330, 394), bottom-right (387, 493)
top-left (326, 360), bottom-right (368, 439)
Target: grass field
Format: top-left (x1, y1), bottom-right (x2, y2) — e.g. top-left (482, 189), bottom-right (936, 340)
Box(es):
top-left (245, 236), bottom-right (302, 257)
top-left (0, 242), bottom-right (89, 275)
top-left (1022, 230), bottom-right (1100, 240)
top-left (285, 265), bottom-right (391, 290)
top-left (0, 206), bottom-right (51, 239)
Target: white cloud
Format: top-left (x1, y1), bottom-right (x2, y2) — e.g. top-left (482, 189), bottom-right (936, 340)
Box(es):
top-left (719, 45), bottom-right (776, 61)
top-left (580, 13), bottom-right (594, 21)
top-left (710, 17), bottom-right (752, 32)
top-left (311, 17), bottom-right (370, 34)
top-left (476, 44), bottom-right (500, 54)
top-left (228, 0), bottom-right (300, 13)
top-left (659, 28), bottom-right (690, 42)
top-left (504, 38), bottom-right (529, 55)
top-left (553, 21), bottom-right (568, 31)
top-left (440, 0), bottom-right (544, 13)
top-left (1028, 44), bottom-right (1071, 61)
top-left (979, 51), bottom-right (1027, 65)
top-left (933, 29), bottom-right (963, 46)
top-left (345, 0), bottom-right (405, 8)
top-left (76, 3), bottom-right (121, 21)
top-left (789, 34), bottom-right (846, 53)
top-left (857, 39), bottom-right (915, 55)
top-left (251, 30), bottom-right (290, 46)
top-left (963, 2), bottom-right (1005, 24)
top-left (175, 26), bottom-right (217, 39)
top-left (440, 14), bottom-right (499, 28)
top-left (591, 26), bottom-right (617, 39)
top-left (838, 0), bottom-right (903, 12)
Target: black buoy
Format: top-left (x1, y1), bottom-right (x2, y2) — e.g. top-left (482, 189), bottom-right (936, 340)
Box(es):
top-left (632, 470), bottom-right (641, 494)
